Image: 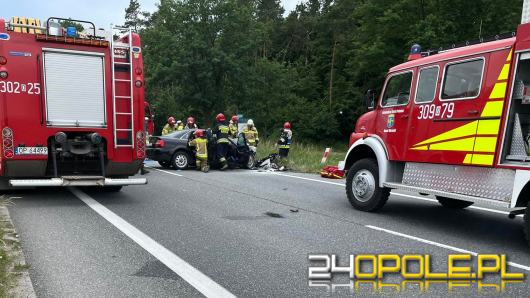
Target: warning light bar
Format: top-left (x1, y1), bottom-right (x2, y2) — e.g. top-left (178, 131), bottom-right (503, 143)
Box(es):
top-left (35, 34), bottom-right (109, 47)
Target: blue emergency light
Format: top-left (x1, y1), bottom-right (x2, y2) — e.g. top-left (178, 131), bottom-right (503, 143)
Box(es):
top-left (66, 26), bottom-right (77, 37)
top-left (410, 44), bottom-right (422, 54)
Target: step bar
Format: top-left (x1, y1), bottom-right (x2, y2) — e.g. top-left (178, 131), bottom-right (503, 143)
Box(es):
top-left (9, 177), bottom-right (147, 187)
top-left (383, 182), bottom-right (510, 208)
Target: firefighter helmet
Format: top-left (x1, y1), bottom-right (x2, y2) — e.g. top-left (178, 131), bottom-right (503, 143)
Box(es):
top-left (231, 115), bottom-right (238, 122)
top-left (194, 129), bottom-right (204, 137)
top-left (284, 122), bottom-right (291, 129)
top-left (216, 113), bottom-right (226, 122)
top-left (168, 117), bottom-right (176, 125)
top-left (247, 119), bottom-right (254, 126)
top-left (177, 120), bottom-right (182, 124)
top-left (187, 116), bottom-right (195, 124)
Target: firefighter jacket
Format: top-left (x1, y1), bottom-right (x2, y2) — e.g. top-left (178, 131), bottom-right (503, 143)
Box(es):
top-left (228, 122), bottom-right (239, 138)
top-left (189, 137), bottom-right (208, 159)
top-left (213, 122), bottom-right (230, 144)
top-left (278, 129), bottom-right (292, 149)
top-left (162, 124), bottom-right (178, 136)
top-left (185, 123), bottom-right (198, 130)
top-left (243, 126), bottom-right (259, 145)
top-left (177, 124), bottom-right (185, 131)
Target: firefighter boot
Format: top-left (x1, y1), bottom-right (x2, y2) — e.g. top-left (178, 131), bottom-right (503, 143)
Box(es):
top-left (219, 157), bottom-right (228, 170)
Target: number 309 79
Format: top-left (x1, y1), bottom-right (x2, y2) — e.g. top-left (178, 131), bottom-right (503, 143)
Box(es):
top-left (417, 103), bottom-right (454, 120)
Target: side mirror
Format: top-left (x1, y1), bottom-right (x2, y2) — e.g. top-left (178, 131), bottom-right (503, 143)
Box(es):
top-left (365, 90), bottom-right (376, 110)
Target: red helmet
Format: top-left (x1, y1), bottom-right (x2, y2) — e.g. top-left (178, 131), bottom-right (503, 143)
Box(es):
top-left (194, 129), bottom-right (204, 137)
top-left (231, 115), bottom-right (238, 122)
top-left (284, 122), bottom-right (291, 129)
top-left (187, 117), bottom-right (195, 124)
top-left (168, 117), bottom-right (176, 125)
top-left (216, 113), bottom-right (226, 122)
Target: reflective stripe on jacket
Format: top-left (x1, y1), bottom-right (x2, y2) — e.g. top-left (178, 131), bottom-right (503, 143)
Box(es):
top-left (189, 137), bottom-right (208, 158)
top-left (243, 127), bottom-right (259, 145)
top-left (229, 123), bottom-right (238, 138)
top-left (278, 129), bottom-right (292, 148)
top-left (214, 123), bottom-right (230, 143)
top-left (162, 124), bottom-right (178, 135)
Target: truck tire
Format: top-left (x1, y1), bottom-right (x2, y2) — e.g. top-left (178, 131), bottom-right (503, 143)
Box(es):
top-left (346, 158), bottom-right (390, 212)
top-left (524, 204), bottom-right (530, 247)
top-left (436, 196), bottom-right (473, 209)
top-left (172, 151), bottom-right (190, 170)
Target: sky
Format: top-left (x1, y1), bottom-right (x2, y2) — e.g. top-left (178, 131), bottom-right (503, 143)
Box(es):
top-left (1, 0), bottom-right (303, 29)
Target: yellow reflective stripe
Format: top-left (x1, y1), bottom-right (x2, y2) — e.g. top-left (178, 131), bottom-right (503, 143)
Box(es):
top-left (480, 101), bottom-right (504, 117)
top-left (498, 63), bottom-right (510, 81)
top-left (489, 82), bottom-right (507, 99)
top-left (473, 137), bottom-right (497, 152)
top-left (507, 49), bottom-right (513, 62)
top-left (477, 119), bottom-right (500, 135)
top-left (463, 154), bottom-right (473, 164)
top-left (411, 146), bottom-right (428, 151)
top-left (470, 154), bottom-right (494, 166)
top-left (428, 137), bottom-right (475, 151)
top-left (413, 121), bottom-right (478, 147)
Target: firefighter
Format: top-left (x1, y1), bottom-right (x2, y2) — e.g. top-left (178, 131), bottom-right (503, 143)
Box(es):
top-left (278, 122), bottom-right (292, 158)
top-left (185, 116), bottom-right (198, 130)
top-left (213, 113), bottom-right (230, 170)
top-left (229, 115), bottom-right (239, 139)
top-left (188, 129), bottom-right (209, 172)
top-left (176, 120), bottom-right (185, 131)
top-left (243, 119), bottom-right (259, 151)
top-left (162, 117), bottom-right (178, 135)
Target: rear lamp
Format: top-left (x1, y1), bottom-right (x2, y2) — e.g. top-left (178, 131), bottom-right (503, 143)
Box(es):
top-left (135, 80), bottom-right (143, 87)
top-left (137, 151), bottom-right (145, 158)
top-left (54, 132), bottom-right (67, 143)
top-left (88, 133), bottom-right (102, 145)
top-left (3, 139), bottom-right (13, 148)
top-left (2, 127), bottom-right (13, 138)
top-left (0, 56), bottom-right (6, 65)
top-left (0, 71), bottom-right (7, 79)
top-left (135, 67), bottom-right (143, 75)
top-left (155, 139), bottom-right (165, 148)
top-left (4, 149), bottom-right (13, 158)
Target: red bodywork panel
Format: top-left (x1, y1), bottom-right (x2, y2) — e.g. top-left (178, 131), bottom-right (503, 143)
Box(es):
top-left (0, 21), bottom-right (146, 176)
top-left (351, 23), bottom-right (530, 170)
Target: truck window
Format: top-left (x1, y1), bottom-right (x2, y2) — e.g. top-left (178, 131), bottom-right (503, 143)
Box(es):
top-left (415, 66), bottom-right (439, 103)
top-left (441, 59), bottom-right (484, 100)
top-left (381, 71), bottom-right (413, 107)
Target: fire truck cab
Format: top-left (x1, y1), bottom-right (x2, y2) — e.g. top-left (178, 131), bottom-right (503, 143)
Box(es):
top-left (0, 17), bottom-right (149, 190)
top-left (340, 22), bottom-right (530, 245)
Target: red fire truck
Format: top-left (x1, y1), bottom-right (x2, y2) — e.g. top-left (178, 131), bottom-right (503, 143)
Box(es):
top-left (0, 17), bottom-right (149, 190)
top-left (340, 21), bottom-right (530, 245)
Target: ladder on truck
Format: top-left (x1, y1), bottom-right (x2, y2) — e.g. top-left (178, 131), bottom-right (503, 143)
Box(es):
top-left (111, 27), bottom-right (135, 148)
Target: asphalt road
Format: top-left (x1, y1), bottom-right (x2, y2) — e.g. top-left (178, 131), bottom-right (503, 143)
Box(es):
top-left (5, 161), bottom-right (530, 297)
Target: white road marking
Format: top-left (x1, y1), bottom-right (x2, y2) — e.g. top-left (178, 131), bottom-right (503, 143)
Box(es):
top-left (69, 187), bottom-right (235, 298)
top-left (147, 167), bottom-right (184, 177)
top-left (366, 225), bottom-right (530, 272)
top-left (268, 172), bottom-right (521, 217)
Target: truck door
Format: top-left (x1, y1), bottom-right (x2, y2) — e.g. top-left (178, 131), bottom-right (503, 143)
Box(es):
top-left (376, 70), bottom-right (415, 160)
top-left (407, 57), bottom-right (486, 164)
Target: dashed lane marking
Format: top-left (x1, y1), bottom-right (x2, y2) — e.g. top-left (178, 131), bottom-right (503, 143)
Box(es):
top-left (69, 187), bottom-right (235, 298)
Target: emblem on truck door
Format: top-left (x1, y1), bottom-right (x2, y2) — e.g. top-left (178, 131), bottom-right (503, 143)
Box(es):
top-left (387, 114), bottom-right (395, 129)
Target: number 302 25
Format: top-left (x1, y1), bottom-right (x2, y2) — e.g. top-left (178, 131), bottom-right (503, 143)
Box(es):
top-left (417, 103), bottom-right (454, 120)
top-left (0, 81), bottom-right (41, 95)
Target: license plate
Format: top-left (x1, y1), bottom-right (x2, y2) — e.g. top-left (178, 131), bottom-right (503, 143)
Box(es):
top-left (15, 147), bottom-right (48, 155)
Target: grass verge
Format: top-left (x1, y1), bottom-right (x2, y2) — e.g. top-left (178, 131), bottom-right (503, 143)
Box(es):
top-left (0, 197), bottom-right (10, 297)
top-left (256, 139), bottom-right (347, 173)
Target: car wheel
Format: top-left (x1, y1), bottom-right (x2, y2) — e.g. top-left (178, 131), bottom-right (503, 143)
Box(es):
top-left (436, 196), bottom-right (473, 209)
top-left (158, 161), bottom-right (171, 168)
top-left (346, 158), bottom-right (390, 212)
top-left (246, 154), bottom-right (256, 169)
top-left (172, 151), bottom-right (190, 170)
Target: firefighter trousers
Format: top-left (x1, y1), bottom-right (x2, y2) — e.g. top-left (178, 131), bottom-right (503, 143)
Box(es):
top-left (196, 156), bottom-right (209, 172)
top-left (217, 143), bottom-right (229, 169)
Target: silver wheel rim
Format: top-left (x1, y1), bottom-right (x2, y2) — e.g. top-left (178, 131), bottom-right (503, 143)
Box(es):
top-left (175, 154), bottom-right (187, 168)
top-left (352, 169), bottom-right (376, 202)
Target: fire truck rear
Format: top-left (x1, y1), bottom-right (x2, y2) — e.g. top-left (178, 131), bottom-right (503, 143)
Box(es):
top-left (0, 17), bottom-right (148, 190)
top-left (340, 4), bottom-right (530, 246)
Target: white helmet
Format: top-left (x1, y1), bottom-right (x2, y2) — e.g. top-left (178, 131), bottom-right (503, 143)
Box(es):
top-left (177, 120), bottom-right (182, 124)
top-left (247, 119), bottom-right (254, 126)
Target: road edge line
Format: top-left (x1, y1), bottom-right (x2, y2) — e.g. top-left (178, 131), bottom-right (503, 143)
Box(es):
top-left (69, 187), bottom-right (235, 298)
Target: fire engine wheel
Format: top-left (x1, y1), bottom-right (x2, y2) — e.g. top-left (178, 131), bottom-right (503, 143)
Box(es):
top-left (172, 151), bottom-right (190, 170)
top-left (435, 196), bottom-right (473, 209)
top-left (346, 158), bottom-right (390, 212)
